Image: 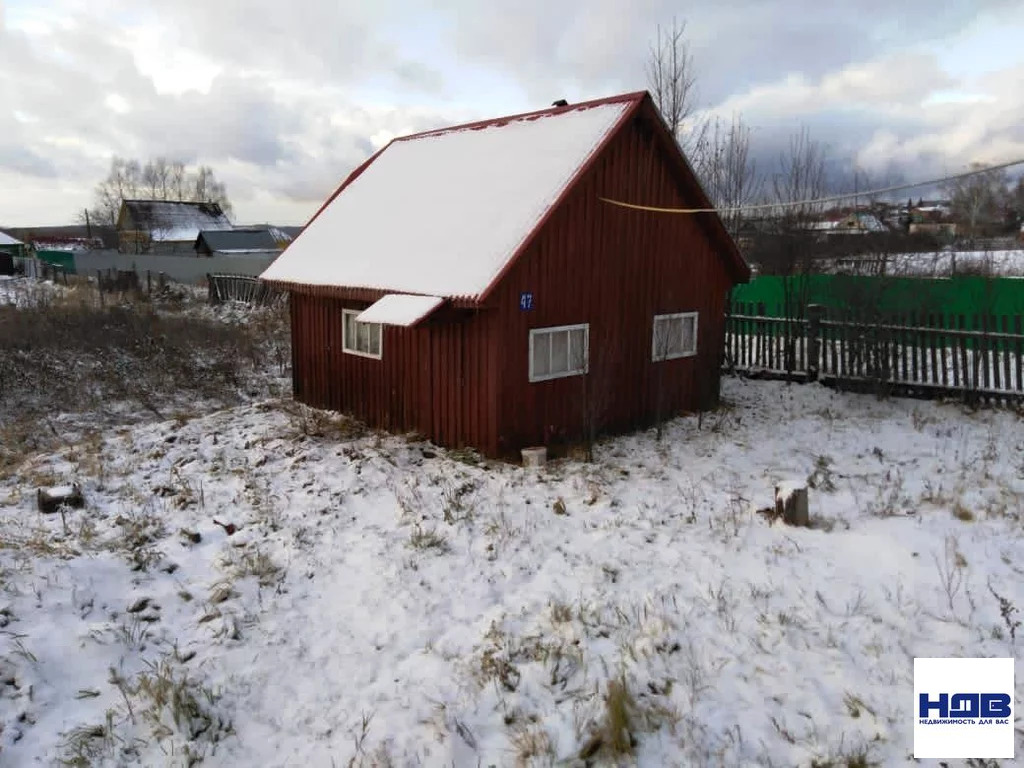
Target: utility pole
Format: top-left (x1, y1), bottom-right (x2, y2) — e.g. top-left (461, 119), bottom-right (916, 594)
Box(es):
top-left (84, 209), bottom-right (92, 239)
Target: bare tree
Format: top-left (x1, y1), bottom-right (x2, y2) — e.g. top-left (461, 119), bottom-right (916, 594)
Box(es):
top-left (698, 115), bottom-right (763, 237)
top-left (646, 18), bottom-right (700, 148)
top-left (944, 163), bottom-right (1010, 242)
top-left (84, 156), bottom-right (234, 228)
top-left (192, 166), bottom-right (233, 217)
top-left (169, 161), bottom-right (188, 201)
top-left (744, 128), bottom-right (831, 372)
top-left (142, 157), bottom-right (171, 200)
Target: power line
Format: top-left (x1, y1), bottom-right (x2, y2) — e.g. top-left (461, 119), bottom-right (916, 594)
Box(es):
top-left (599, 157), bottom-right (1024, 215)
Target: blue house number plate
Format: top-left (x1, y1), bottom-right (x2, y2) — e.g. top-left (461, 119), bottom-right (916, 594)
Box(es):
top-left (520, 292), bottom-right (534, 311)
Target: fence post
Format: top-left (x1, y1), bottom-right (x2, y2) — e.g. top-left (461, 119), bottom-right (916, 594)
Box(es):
top-left (806, 304), bottom-right (825, 382)
top-left (207, 273), bottom-right (214, 304)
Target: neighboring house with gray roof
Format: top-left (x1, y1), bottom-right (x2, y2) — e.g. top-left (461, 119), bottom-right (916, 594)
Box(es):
top-left (0, 229), bottom-right (25, 275)
top-left (194, 228), bottom-right (283, 258)
top-left (117, 200), bottom-right (233, 254)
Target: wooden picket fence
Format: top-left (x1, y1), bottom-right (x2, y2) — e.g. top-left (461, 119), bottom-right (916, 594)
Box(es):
top-left (207, 273), bottom-right (281, 307)
top-left (725, 303), bottom-right (1024, 404)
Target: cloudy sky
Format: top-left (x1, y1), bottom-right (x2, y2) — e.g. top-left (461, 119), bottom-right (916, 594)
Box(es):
top-left (2, 0), bottom-right (1023, 226)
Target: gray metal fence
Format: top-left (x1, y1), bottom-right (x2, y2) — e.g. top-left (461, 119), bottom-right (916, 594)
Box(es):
top-left (725, 304), bottom-right (1024, 404)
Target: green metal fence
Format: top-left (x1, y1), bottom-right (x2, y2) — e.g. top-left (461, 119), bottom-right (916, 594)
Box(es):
top-left (731, 275), bottom-right (1024, 320)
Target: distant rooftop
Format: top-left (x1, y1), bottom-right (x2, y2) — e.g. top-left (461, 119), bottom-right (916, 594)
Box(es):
top-left (0, 230), bottom-right (22, 246)
top-left (196, 228), bottom-right (281, 253)
top-left (120, 199), bottom-right (233, 242)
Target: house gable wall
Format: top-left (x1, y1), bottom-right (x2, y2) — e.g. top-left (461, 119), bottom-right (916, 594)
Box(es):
top-left (491, 104), bottom-right (735, 453)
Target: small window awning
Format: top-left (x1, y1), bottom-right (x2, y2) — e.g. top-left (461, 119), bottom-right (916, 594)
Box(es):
top-left (356, 294), bottom-right (445, 327)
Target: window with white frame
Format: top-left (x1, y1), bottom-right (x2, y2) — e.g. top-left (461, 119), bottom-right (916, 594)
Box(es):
top-left (342, 309), bottom-right (382, 359)
top-left (652, 312), bottom-right (698, 361)
top-left (529, 324), bottom-right (589, 382)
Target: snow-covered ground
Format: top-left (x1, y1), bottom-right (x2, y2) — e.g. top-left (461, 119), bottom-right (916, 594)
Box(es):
top-left (817, 249), bottom-right (1024, 277)
top-left (1, 379), bottom-right (1022, 766)
top-left (0, 276), bottom-right (69, 307)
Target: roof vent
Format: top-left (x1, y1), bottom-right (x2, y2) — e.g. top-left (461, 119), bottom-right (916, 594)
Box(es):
top-left (551, 99), bottom-right (568, 107)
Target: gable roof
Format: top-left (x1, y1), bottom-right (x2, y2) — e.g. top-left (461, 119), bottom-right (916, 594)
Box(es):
top-left (0, 230), bottom-right (22, 247)
top-left (196, 228), bottom-right (281, 254)
top-left (262, 91), bottom-right (748, 301)
top-left (119, 200), bottom-right (232, 242)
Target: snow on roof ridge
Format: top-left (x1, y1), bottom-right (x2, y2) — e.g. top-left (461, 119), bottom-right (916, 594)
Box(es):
top-left (399, 92), bottom-right (646, 144)
top-left (261, 98), bottom-right (635, 299)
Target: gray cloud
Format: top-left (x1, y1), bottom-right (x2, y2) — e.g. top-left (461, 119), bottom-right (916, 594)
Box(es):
top-left (0, 0), bottom-right (1022, 225)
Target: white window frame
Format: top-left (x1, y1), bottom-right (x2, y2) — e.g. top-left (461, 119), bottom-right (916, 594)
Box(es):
top-left (652, 311), bottom-right (698, 361)
top-left (342, 308), bottom-right (383, 360)
top-left (528, 323), bottom-right (589, 382)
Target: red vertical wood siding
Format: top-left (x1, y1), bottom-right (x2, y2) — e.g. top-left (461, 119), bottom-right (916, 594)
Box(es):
top-left (492, 106), bottom-right (733, 454)
top-left (286, 99), bottom-right (738, 458)
top-left (288, 296), bottom-right (500, 455)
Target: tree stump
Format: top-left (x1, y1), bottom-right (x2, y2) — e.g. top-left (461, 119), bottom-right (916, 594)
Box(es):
top-left (37, 483), bottom-right (85, 514)
top-left (774, 482), bottom-right (809, 527)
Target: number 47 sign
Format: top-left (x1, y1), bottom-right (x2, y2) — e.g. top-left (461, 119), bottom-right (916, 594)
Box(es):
top-left (519, 292), bottom-right (534, 311)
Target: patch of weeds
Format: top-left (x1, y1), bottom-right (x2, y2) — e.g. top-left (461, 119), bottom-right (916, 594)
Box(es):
top-left (58, 714), bottom-right (117, 766)
top-left (810, 743), bottom-right (878, 768)
top-left (447, 446), bottom-right (483, 467)
top-left (552, 498), bottom-right (568, 516)
top-left (952, 501), bottom-right (975, 522)
top-left (807, 454), bottom-right (837, 492)
top-left (480, 646), bottom-right (521, 693)
top-left (0, 519), bottom-right (80, 559)
top-left (110, 506), bottom-right (166, 571)
top-left (988, 580), bottom-right (1020, 643)
top-left (208, 582), bottom-right (238, 605)
top-left (476, 624), bottom-right (527, 693)
top-left (550, 601), bottom-right (573, 625)
top-left (579, 675), bottom-right (673, 761)
top-left (483, 502), bottom-right (518, 560)
top-left (934, 535), bottom-right (967, 617)
top-left (442, 481), bottom-right (476, 525)
top-left (865, 470), bottom-right (907, 517)
top-left (920, 479), bottom-right (949, 505)
top-left (282, 402), bottom-right (367, 442)
top-left (228, 548), bottom-right (283, 587)
top-left (7, 633), bottom-right (38, 662)
top-left (133, 657), bottom-right (231, 742)
top-left (910, 408), bottom-right (932, 432)
top-left (843, 693), bottom-right (875, 719)
top-left (408, 525), bottom-right (449, 553)
top-left (509, 720), bottom-right (555, 766)
top-left (243, 475), bottom-right (281, 532)
top-left (117, 615), bottom-right (152, 651)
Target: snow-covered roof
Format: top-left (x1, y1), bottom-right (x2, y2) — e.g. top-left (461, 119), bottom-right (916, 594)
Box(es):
top-left (855, 213), bottom-right (886, 232)
top-left (121, 200), bottom-right (232, 243)
top-left (0, 230), bottom-right (23, 246)
top-left (356, 294), bottom-right (445, 326)
top-left (261, 97), bottom-right (636, 301)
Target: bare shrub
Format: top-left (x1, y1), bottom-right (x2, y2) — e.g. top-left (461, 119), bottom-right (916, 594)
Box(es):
top-left (0, 299), bottom-right (288, 461)
top-left (408, 525), bottom-right (449, 553)
top-left (934, 535), bottom-right (967, 617)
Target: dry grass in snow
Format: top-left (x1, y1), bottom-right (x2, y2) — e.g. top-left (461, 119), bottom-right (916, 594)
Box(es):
top-left (0, 379), bottom-right (1022, 766)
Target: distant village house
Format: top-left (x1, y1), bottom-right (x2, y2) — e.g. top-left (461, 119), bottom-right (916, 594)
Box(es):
top-left (117, 200), bottom-right (232, 254)
top-left (194, 227), bottom-right (290, 258)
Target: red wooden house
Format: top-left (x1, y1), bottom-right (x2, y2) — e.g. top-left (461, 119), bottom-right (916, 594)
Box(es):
top-left (261, 91), bottom-right (749, 458)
